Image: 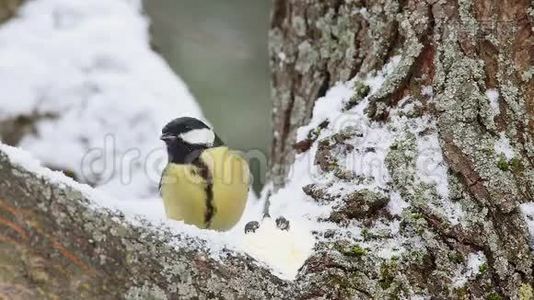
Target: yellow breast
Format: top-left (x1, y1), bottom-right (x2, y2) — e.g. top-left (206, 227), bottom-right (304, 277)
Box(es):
top-left (160, 146), bottom-right (249, 231)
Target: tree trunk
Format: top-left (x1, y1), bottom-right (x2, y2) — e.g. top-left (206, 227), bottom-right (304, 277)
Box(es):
top-left (269, 0), bottom-right (534, 298)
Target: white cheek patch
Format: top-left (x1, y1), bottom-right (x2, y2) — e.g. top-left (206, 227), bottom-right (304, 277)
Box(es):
top-left (180, 128), bottom-right (215, 145)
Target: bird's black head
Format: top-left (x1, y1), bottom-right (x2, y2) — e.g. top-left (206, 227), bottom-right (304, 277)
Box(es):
top-left (161, 117), bottom-right (223, 164)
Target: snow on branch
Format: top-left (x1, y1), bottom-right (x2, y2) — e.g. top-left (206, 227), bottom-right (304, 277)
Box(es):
top-left (0, 144), bottom-right (293, 299)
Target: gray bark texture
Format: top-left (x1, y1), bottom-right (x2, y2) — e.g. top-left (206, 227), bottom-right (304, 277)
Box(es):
top-left (268, 0), bottom-right (534, 298)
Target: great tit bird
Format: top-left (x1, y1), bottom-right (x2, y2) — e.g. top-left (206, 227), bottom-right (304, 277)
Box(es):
top-left (159, 117), bottom-right (249, 231)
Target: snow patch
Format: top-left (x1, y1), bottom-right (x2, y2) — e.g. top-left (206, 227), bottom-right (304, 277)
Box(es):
top-left (452, 251), bottom-right (486, 288)
top-left (485, 89), bottom-right (500, 115)
top-left (520, 202), bottom-right (534, 247)
top-left (421, 85), bottom-right (433, 97)
top-left (241, 218), bottom-right (315, 280)
top-left (414, 131), bottom-right (462, 225)
top-left (416, 134), bottom-right (449, 200)
top-left (494, 132), bottom-right (515, 160)
top-left (387, 191), bottom-right (409, 216)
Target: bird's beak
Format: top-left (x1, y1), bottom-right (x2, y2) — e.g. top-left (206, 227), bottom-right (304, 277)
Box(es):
top-left (160, 134), bottom-right (176, 142)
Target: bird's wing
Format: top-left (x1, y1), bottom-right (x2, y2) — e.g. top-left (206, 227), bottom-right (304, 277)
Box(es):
top-left (159, 165), bottom-right (167, 195)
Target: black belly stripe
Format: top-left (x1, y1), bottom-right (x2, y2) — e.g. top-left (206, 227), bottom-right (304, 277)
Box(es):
top-left (193, 158), bottom-right (215, 228)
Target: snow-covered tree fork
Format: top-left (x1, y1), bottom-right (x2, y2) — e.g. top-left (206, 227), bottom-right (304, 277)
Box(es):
top-left (0, 0), bottom-right (532, 299)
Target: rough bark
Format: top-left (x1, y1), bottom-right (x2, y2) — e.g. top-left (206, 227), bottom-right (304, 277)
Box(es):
top-left (0, 150), bottom-right (296, 299)
top-left (269, 0), bottom-right (534, 298)
top-left (269, 0), bottom-right (533, 185)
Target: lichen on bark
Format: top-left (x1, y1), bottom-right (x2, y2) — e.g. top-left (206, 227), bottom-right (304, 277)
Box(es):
top-left (269, 0), bottom-right (533, 298)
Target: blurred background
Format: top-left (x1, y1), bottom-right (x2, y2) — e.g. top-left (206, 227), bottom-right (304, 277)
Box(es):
top-left (145, 0), bottom-right (272, 192)
top-left (0, 0), bottom-right (271, 198)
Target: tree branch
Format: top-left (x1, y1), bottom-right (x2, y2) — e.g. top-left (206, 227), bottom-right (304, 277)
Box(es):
top-left (0, 147), bottom-right (295, 299)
